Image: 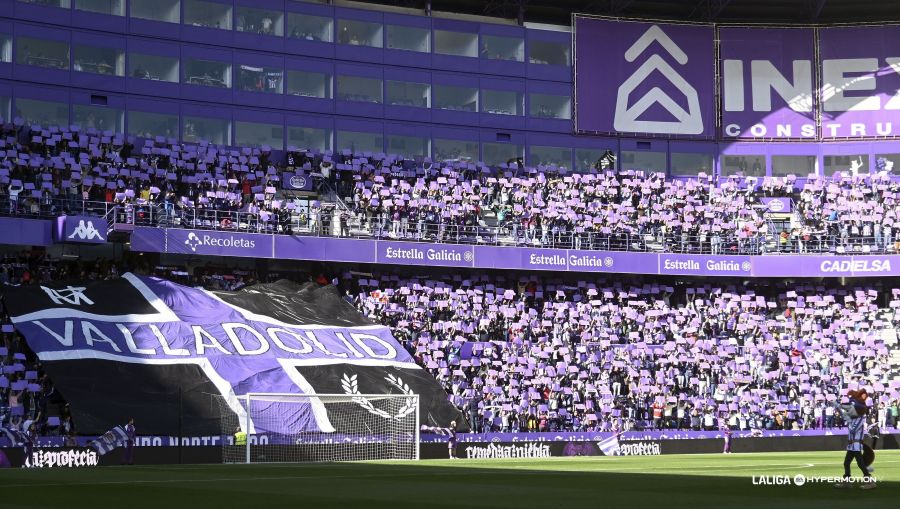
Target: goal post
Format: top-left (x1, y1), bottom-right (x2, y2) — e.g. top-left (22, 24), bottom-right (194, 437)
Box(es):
top-left (219, 393), bottom-right (420, 464)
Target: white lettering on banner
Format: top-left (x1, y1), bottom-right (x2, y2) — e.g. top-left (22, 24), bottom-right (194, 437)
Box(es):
top-left (184, 232), bottom-right (257, 253)
top-left (822, 58), bottom-right (880, 112)
top-left (819, 259), bottom-right (892, 273)
top-left (662, 259), bottom-right (700, 271)
top-left (619, 442), bottom-right (661, 456)
top-left (568, 255), bottom-right (615, 268)
top-left (41, 286), bottom-right (94, 306)
top-left (384, 246), bottom-right (467, 263)
top-left (528, 254), bottom-right (567, 267)
top-left (19, 320), bottom-right (402, 361)
top-left (723, 59), bottom-right (813, 113)
top-left (384, 247), bottom-right (424, 260)
top-left (26, 449), bottom-right (99, 468)
top-left (464, 443), bottom-right (552, 459)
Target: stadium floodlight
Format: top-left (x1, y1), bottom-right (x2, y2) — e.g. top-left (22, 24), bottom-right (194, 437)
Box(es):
top-left (219, 393), bottom-right (420, 464)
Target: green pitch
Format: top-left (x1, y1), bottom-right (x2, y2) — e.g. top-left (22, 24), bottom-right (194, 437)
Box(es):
top-left (0, 450), bottom-right (897, 509)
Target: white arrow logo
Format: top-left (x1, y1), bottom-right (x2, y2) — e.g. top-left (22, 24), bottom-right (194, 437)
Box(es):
top-left (614, 25), bottom-right (704, 135)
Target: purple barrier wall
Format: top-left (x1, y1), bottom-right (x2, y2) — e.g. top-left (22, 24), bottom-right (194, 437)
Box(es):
top-left (130, 227), bottom-right (900, 278)
top-left (0, 218), bottom-right (53, 247)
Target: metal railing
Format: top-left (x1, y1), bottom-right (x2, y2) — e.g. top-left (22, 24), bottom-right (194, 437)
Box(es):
top-left (2, 194), bottom-right (898, 256)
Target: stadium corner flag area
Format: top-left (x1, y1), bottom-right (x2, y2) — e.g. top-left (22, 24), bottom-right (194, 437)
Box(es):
top-left (4, 1), bottom-right (900, 508)
top-left (0, 452), bottom-right (898, 509)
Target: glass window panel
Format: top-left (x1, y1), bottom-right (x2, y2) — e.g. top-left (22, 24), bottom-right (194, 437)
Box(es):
top-left (16, 37), bottom-right (69, 70)
top-left (434, 138), bottom-right (477, 163)
top-left (721, 155), bottom-right (766, 176)
top-left (17, 0), bottom-right (71, 7)
top-left (386, 81), bottom-right (429, 108)
top-left (620, 150), bottom-right (666, 173)
top-left (483, 142), bottom-right (522, 166)
top-left (235, 121), bottom-right (284, 149)
top-left (73, 104), bottom-right (123, 132)
top-left (336, 75), bottom-right (381, 103)
top-left (529, 93), bottom-right (570, 119)
top-left (132, 0), bottom-right (180, 23)
top-left (183, 59), bottom-right (231, 88)
top-left (73, 45), bottom-right (124, 76)
top-left (286, 70), bottom-right (331, 99)
top-left (288, 126), bottom-right (331, 152)
top-left (337, 130), bottom-right (382, 154)
top-left (130, 53), bottom-right (179, 83)
top-left (482, 89), bottom-right (522, 116)
top-left (529, 146), bottom-right (571, 169)
top-left (481, 35), bottom-right (523, 62)
top-left (529, 40), bottom-right (570, 66)
top-left (575, 149), bottom-right (607, 172)
top-left (875, 154), bottom-right (900, 173)
top-left (434, 84), bottom-right (477, 112)
top-left (183, 116), bottom-right (230, 145)
top-left (772, 155), bottom-right (816, 177)
top-left (128, 110), bottom-right (179, 139)
top-left (387, 134), bottom-right (428, 158)
top-left (184, 0), bottom-right (232, 30)
top-left (236, 6), bottom-right (283, 37)
top-left (0, 95), bottom-right (10, 122)
top-left (386, 25), bottom-right (429, 53)
top-left (337, 20), bottom-right (382, 48)
top-left (287, 13), bottom-right (333, 42)
top-left (238, 65), bottom-right (283, 94)
top-left (74, 0), bottom-right (123, 16)
top-left (824, 155), bottom-right (868, 175)
top-left (1, 34), bottom-right (11, 63)
top-left (670, 153), bottom-right (713, 176)
top-left (15, 98), bottom-right (68, 127)
top-left (434, 30), bottom-right (477, 57)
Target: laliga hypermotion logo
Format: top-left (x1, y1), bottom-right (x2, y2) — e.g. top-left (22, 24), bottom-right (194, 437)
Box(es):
top-left (185, 232), bottom-right (202, 252)
top-left (614, 25), bottom-right (703, 135)
top-left (67, 220), bottom-right (105, 241)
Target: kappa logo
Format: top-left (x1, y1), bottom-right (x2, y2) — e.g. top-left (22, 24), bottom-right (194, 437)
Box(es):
top-left (614, 25), bottom-right (704, 135)
top-left (185, 232), bottom-right (202, 252)
top-left (67, 220), bottom-right (105, 241)
top-left (41, 286), bottom-right (94, 306)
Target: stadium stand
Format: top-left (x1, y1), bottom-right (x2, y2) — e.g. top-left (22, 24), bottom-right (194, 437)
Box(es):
top-left (2, 122), bottom-right (900, 255)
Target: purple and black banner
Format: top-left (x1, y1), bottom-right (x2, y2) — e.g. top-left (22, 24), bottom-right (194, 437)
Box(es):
top-left (1, 274), bottom-right (463, 435)
top-left (575, 16), bottom-right (900, 141)
top-left (132, 227), bottom-right (900, 278)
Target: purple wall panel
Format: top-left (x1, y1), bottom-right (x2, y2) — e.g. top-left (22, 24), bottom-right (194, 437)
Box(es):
top-left (71, 9), bottom-right (125, 34)
top-left (13, 2), bottom-right (72, 26)
top-left (128, 18), bottom-right (181, 40)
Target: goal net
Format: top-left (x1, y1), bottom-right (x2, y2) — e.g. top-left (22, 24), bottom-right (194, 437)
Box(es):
top-left (219, 393), bottom-right (420, 463)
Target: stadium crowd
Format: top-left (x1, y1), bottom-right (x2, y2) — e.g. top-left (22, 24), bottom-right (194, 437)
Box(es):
top-left (2, 251), bottom-right (899, 436)
top-left (343, 272), bottom-right (900, 433)
top-left (2, 121), bottom-right (900, 254)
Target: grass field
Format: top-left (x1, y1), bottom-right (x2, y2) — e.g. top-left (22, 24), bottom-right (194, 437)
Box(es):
top-left (0, 450), bottom-right (897, 509)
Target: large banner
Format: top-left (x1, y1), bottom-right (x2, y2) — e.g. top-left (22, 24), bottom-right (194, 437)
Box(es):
top-left (818, 25), bottom-right (900, 139)
top-left (1, 275), bottom-right (463, 435)
top-left (575, 17), bottom-right (900, 141)
top-left (574, 17), bottom-right (716, 138)
top-left (719, 27), bottom-right (817, 140)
